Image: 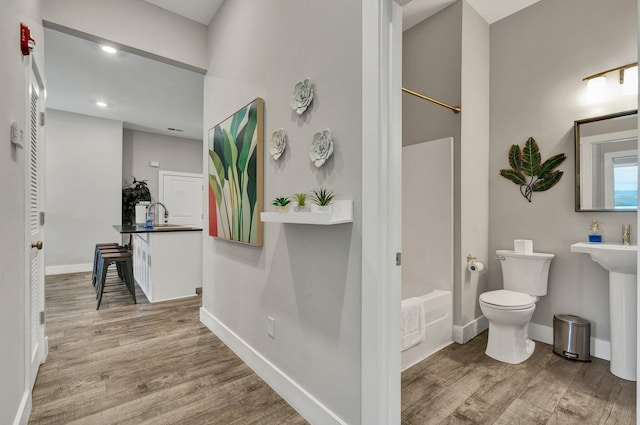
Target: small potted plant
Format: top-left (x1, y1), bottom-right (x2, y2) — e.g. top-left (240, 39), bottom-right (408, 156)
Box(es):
top-left (311, 187), bottom-right (335, 213)
top-left (292, 192), bottom-right (310, 212)
top-left (272, 197), bottom-right (291, 213)
top-left (122, 177), bottom-right (152, 225)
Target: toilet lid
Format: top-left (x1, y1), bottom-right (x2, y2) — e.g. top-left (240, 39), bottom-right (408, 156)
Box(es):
top-left (480, 290), bottom-right (536, 309)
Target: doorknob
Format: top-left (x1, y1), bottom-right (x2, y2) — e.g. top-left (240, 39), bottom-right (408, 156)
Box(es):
top-left (31, 241), bottom-right (43, 250)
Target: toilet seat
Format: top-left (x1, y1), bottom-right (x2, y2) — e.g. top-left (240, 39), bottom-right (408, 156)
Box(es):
top-left (479, 290), bottom-right (536, 310)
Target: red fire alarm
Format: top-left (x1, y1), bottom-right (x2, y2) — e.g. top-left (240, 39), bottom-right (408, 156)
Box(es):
top-left (20, 23), bottom-right (35, 56)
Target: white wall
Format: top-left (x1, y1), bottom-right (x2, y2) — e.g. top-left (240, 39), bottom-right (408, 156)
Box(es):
top-left (1, 1), bottom-right (43, 423)
top-left (122, 129), bottom-right (202, 202)
top-left (201, 1), bottom-right (362, 423)
top-left (490, 0), bottom-right (637, 342)
top-left (402, 138), bottom-right (453, 299)
top-left (45, 109), bottom-right (122, 273)
top-left (41, 0), bottom-right (208, 71)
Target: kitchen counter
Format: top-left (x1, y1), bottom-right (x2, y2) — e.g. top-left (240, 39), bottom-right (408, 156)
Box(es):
top-left (113, 224), bottom-right (202, 233)
top-left (112, 224), bottom-right (202, 302)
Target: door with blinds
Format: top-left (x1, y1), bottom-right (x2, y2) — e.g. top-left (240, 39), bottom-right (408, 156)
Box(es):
top-left (26, 54), bottom-right (47, 388)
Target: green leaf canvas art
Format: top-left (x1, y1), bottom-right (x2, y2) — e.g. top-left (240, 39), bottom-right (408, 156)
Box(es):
top-left (208, 98), bottom-right (264, 245)
top-left (499, 137), bottom-right (566, 202)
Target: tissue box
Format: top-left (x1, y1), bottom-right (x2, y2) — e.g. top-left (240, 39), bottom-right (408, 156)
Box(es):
top-left (514, 239), bottom-right (533, 254)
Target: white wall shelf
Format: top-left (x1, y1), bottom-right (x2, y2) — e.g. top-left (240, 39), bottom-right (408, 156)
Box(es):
top-left (260, 200), bottom-right (353, 225)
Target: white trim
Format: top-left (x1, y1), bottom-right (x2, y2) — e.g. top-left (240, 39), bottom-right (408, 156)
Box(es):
top-left (45, 263), bottom-right (93, 275)
top-left (199, 307), bottom-right (348, 425)
top-left (361, 0), bottom-right (403, 424)
top-left (528, 322), bottom-right (611, 361)
top-left (12, 390), bottom-right (30, 425)
top-left (453, 315), bottom-right (489, 344)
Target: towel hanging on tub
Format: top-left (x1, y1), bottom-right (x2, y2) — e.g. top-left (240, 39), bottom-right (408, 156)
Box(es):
top-left (401, 297), bottom-right (426, 351)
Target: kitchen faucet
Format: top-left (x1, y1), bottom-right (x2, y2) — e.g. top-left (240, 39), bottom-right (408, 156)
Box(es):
top-left (146, 201), bottom-right (170, 224)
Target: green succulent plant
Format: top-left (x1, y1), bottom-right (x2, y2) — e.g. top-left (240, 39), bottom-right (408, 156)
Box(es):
top-left (311, 188), bottom-right (335, 206)
top-left (292, 193), bottom-right (308, 206)
top-left (499, 137), bottom-right (566, 202)
top-left (272, 197), bottom-right (291, 207)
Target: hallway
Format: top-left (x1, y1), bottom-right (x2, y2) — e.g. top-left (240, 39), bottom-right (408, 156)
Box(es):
top-left (29, 273), bottom-right (307, 424)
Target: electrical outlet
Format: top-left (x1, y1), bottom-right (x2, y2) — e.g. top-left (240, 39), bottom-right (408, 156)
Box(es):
top-left (267, 316), bottom-right (275, 339)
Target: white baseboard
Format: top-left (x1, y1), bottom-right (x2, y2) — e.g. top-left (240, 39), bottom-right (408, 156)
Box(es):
top-left (528, 322), bottom-right (610, 361)
top-left (13, 390), bottom-right (31, 425)
top-left (199, 307), bottom-right (348, 425)
top-left (453, 315), bottom-right (488, 344)
top-left (45, 263), bottom-right (92, 276)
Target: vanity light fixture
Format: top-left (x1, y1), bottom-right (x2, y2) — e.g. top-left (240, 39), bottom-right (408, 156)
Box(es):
top-left (623, 65), bottom-right (638, 95)
top-left (583, 62), bottom-right (638, 102)
top-left (583, 62), bottom-right (638, 84)
top-left (101, 45), bottom-right (117, 54)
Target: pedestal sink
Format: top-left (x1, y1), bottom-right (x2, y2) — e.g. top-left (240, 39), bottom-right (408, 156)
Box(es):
top-left (570, 242), bottom-right (637, 381)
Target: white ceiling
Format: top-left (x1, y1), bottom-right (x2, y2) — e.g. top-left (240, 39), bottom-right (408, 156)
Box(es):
top-left (44, 28), bottom-right (204, 140)
top-left (403, 0), bottom-right (541, 30)
top-left (142, 0), bottom-right (224, 26)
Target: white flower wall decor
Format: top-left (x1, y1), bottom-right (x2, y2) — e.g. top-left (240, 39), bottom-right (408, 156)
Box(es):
top-left (290, 78), bottom-right (314, 115)
top-left (270, 129), bottom-right (287, 160)
top-left (309, 129), bottom-right (334, 168)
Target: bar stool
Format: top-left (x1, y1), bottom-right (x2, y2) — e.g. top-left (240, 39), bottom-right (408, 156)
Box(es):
top-left (92, 243), bottom-right (120, 286)
top-left (95, 251), bottom-right (136, 310)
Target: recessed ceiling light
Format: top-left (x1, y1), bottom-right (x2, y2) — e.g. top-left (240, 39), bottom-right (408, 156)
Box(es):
top-left (96, 101), bottom-right (108, 108)
top-left (101, 45), bottom-right (117, 54)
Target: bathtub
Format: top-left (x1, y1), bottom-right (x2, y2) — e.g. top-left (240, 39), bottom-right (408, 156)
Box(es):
top-left (401, 289), bottom-right (453, 371)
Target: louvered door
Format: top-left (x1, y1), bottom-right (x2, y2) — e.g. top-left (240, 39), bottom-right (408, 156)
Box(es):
top-left (27, 58), bottom-right (46, 389)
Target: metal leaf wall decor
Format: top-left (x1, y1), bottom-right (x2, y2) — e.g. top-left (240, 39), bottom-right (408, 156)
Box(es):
top-left (499, 137), bottom-right (566, 202)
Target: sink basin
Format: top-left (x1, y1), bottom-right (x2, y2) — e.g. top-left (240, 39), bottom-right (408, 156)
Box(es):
top-left (570, 242), bottom-right (637, 274)
top-left (570, 242), bottom-right (637, 381)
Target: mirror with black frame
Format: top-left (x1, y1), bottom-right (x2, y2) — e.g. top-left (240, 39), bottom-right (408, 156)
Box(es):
top-left (575, 110), bottom-right (638, 211)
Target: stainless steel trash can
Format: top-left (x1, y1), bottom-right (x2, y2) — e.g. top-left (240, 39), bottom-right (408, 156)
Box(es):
top-left (553, 314), bottom-right (591, 361)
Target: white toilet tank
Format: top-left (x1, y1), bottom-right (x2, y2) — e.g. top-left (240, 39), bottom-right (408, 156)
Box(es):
top-left (497, 249), bottom-right (555, 296)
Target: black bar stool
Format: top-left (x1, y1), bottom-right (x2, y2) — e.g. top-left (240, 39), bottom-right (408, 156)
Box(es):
top-left (95, 251), bottom-right (136, 310)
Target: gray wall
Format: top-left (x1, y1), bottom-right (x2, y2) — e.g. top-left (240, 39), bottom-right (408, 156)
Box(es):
top-left (1, 0), bottom-right (43, 422)
top-left (122, 129), bottom-right (202, 202)
top-left (45, 109), bottom-right (123, 270)
top-left (489, 0), bottom-right (637, 340)
top-left (403, 1), bottom-right (461, 147)
top-left (203, 0), bottom-right (362, 423)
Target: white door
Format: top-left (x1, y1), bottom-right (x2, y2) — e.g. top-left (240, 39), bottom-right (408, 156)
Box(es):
top-left (159, 171), bottom-right (203, 227)
top-left (25, 54), bottom-right (47, 389)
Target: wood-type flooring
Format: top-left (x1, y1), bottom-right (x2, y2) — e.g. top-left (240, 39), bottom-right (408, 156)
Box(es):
top-left (402, 332), bottom-right (636, 424)
top-left (30, 272), bottom-right (636, 424)
top-left (29, 272), bottom-right (307, 424)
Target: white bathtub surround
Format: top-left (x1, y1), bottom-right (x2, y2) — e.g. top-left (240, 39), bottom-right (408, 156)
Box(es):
top-left (401, 290), bottom-right (454, 370)
top-left (401, 297), bottom-right (426, 350)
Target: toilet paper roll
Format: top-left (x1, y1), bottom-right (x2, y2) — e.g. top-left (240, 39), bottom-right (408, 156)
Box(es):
top-left (514, 239), bottom-right (533, 254)
top-left (468, 261), bottom-right (484, 272)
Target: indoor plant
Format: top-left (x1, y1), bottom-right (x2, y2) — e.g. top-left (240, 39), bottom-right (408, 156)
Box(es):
top-left (122, 178), bottom-right (152, 225)
top-left (292, 192), bottom-right (310, 212)
top-left (311, 187), bottom-right (335, 212)
top-left (272, 197), bottom-right (291, 213)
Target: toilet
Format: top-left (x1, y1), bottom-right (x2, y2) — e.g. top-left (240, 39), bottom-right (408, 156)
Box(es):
top-left (479, 249), bottom-right (554, 364)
